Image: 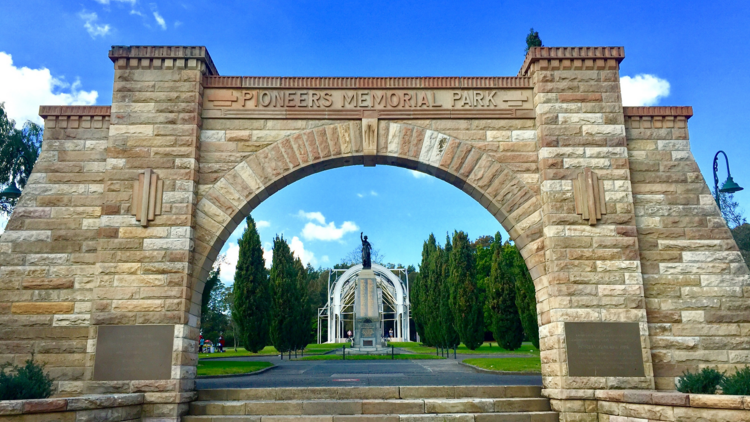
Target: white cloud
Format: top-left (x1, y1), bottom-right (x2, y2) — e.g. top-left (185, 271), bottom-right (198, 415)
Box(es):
top-left (370, 190), bottom-right (378, 196)
top-left (79, 11), bottom-right (111, 38)
top-left (302, 220), bottom-right (358, 241)
top-left (153, 11), bottom-right (166, 29)
top-left (357, 193), bottom-right (364, 198)
top-left (297, 210), bottom-right (358, 242)
top-left (297, 210), bottom-right (326, 224)
top-left (410, 170), bottom-right (428, 179)
top-left (620, 74), bottom-right (670, 107)
top-left (218, 242), bottom-right (239, 283)
top-left (0, 52), bottom-right (98, 126)
top-left (174, 21), bottom-right (183, 28)
top-left (290, 236), bottom-right (317, 267)
top-left (256, 220), bottom-right (270, 229)
top-left (262, 247), bottom-right (273, 269)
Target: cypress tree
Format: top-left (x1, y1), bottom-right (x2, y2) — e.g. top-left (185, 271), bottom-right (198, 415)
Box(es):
top-left (425, 240), bottom-right (443, 347)
top-left (416, 234), bottom-right (438, 345)
top-left (202, 267), bottom-right (220, 319)
top-left (509, 245), bottom-right (540, 349)
top-left (269, 235), bottom-right (296, 353)
top-left (449, 231), bottom-right (484, 350)
top-left (292, 257), bottom-right (313, 351)
top-left (487, 240), bottom-right (524, 351)
top-left (232, 216), bottom-right (271, 353)
top-left (439, 235), bottom-right (459, 348)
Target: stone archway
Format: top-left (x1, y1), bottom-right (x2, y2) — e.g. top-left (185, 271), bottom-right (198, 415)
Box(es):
top-left (0, 45), bottom-right (747, 422)
top-left (189, 123), bottom-right (543, 311)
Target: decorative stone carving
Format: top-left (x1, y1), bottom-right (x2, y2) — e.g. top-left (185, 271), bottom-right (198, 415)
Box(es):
top-left (130, 168), bottom-right (164, 227)
top-left (573, 167), bottom-right (606, 225)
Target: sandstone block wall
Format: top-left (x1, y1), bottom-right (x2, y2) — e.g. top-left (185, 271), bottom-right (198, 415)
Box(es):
top-left (625, 107), bottom-right (750, 390)
top-left (0, 106), bottom-right (109, 385)
top-left (0, 45), bottom-right (748, 422)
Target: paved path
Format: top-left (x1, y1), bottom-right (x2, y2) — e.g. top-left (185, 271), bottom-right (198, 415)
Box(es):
top-left (196, 355), bottom-right (542, 389)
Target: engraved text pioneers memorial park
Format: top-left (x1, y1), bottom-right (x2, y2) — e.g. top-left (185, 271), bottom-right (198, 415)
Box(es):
top-left (1, 45), bottom-right (750, 422)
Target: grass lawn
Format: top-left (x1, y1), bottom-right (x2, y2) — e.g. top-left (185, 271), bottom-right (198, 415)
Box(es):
top-left (462, 357), bottom-right (541, 373)
top-left (293, 354), bottom-right (444, 361)
top-left (197, 360), bottom-right (273, 376)
top-left (199, 342), bottom-right (346, 359)
top-left (389, 341), bottom-right (539, 355)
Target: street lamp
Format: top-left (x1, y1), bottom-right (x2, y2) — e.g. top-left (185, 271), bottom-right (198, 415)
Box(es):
top-left (0, 182), bottom-right (21, 201)
top-left (713, 150), bottom-right (744, 213)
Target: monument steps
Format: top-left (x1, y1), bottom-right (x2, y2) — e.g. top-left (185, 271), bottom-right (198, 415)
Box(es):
top-left (188, 386), bottom-right (558, 421)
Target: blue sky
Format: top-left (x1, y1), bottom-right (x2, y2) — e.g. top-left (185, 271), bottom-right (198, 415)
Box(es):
top-left (1, 0), bottom-right (749, 283)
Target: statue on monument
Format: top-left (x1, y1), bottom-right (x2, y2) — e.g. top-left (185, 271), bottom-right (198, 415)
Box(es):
top-left (361, 232), bottom-right (372, 269)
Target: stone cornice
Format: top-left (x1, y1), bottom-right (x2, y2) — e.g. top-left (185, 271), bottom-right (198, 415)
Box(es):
top-left (39, 105), bottom-right (111, 118)
top-left (518, 46), bottom-right (625, 76)
top-left (108, 46), bottom-right (218, 75)
top-left (203, 76), bottom-right (531, 89)
top-left (39, 106), bottom-right (111, 129)
top-left (623, 106), bottom-right (693, 119)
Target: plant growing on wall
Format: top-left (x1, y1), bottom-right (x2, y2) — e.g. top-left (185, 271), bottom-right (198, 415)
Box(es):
top-left (0, 357), bottom-right (52, 400)
top-left (720, 366), bottom-right (750, 395)
top-left (676, 368), bottom-right (724, 394)
top-left (525, 28), bottom-right (542, 54)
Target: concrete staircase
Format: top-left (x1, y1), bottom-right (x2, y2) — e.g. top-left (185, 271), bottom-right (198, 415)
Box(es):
top-left (187, 386), bottom-right (558, 421)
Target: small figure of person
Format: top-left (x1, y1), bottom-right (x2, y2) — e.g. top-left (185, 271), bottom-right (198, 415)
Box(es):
top-left (389, 328), bottom-right (394, 339)
top-left (218, 334), bottom-right (225, 353)
top-left (347, 330), bottom-right (352, 339)
top-left (199, 334), bottom-right (205, 353)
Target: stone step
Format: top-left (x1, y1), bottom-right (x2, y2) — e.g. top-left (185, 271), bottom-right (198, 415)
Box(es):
top-left (183, 411), bottom-right (559, 421)
top-left (189, 398), bottom-right (551, 416)
top-left (197, 386), bottom-right (542, 402)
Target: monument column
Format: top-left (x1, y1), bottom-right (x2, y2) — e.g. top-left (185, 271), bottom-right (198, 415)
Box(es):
top-left (522, 47), bottom-right (654, 420)
top-left (93, 47), bottom-right (216, 420)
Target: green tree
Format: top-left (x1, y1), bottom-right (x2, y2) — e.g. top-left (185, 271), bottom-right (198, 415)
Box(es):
top-left (731, 223), bottom-right (750, 267)
top-left (439, 235), bottom-right (460, 348)
top-left (414, 234), bottom-right (438, 345)
top-left (449, 231), bottom-right (484, 350)
top-left (201, 271), bottom-right (234, 347)
top-left (508, 244), bottom-right (540, 349)
top-left (424, 239), bottom-right (444, 346)
top-left (0, 103), bottom-right (43, 215)
top-left (292, 257), bottom-right (313, 350)
top-left (269, 235), bottom-right (297, 353)
top-left (232, 216), bottom-right (271, 353)
top-left (487, 238), bottom-right (524, 351)
top-left (525, 28), bottom-right (542, 54)
top-left (714, 188), bottom-right (747, 229)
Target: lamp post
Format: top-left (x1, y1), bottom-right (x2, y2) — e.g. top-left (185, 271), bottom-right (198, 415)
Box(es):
top-left (713, 150), bottom-right (744, 213)
top-left (0, 182), bottom-right (21, 201)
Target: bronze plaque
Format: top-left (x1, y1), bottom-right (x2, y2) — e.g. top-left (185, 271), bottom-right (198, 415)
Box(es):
top-left (94, 325), bottom-right (174, 381)
top-left (565, 322), bottom-right (645, 377)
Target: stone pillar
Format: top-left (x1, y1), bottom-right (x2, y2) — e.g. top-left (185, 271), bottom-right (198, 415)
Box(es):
top-left (93, 46), bottom-right (216, 420)
top-left (521, 47), bottom-right (654, 419)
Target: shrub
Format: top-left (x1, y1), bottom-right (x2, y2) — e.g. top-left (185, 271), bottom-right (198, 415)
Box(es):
top-left (0, 357), bottom-right (53, 400)
top-left (676, 368), bottom-right (725, 394)
top-left (720, 366), bottom-right (750, 395)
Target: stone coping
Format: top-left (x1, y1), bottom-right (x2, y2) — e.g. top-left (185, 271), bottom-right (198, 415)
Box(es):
top-left (38, 105), bottom-right (111, 118)
top-left (202, 75), bottom-right (532, 89)
top-left (0, 393), bottom-right (144, 416)
top-left (623, 106), bottom-right (693, 118)
top-left (109, 45), bottom-right (218, 75)
top-left (595, 389), bottom-right (750, 410)
top-left (519, 46), bottom-right (625, 76)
